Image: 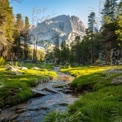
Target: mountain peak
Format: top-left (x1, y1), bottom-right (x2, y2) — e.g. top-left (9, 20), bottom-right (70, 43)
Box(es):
top-left (30, 15), bottom-right (86, 48)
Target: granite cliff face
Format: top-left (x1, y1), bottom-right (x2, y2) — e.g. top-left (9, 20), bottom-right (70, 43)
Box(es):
top-left (30, 15), bottom-right (86, 48)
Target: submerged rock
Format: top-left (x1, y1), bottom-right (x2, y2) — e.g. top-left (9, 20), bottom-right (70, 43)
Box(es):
top-left (32, 89), bottom-right (48, 97)
top-left (16, 109), bottom-right (26, 114)
top-left (9, 114), bottom-right (18, 121)
top-left (42, 87), bottom-right (58, 93)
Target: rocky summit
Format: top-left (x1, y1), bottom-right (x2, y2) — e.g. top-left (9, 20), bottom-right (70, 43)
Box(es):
top-left (30, 15), bottom-right (86, 48)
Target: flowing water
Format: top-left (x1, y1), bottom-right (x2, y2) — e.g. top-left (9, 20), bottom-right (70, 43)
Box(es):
top-left (0, 71), bottom-right (78, 122)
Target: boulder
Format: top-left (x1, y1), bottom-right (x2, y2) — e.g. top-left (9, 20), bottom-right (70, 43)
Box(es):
top-left (6, 66), bottom-right (18, 72)
top-left (9, 71), bottom-right (16, 75)
top-left (9, 71), bottom-right (23, 75)
top-left (16, 109), bottom-right (26, 114)
top-left (32, 89), bottom-right (47, 97)
top-left (9, 114), bottom-right (18, 121)
top-left (43, 87), bottom-right (58, 93)
top-left (21, 67), bottom-right (28, 70)
top-left (63, 89), bottom-right (73, 94)
top-left (58, 102), bottom-right (68, 106)
top-left (32, 67), bottom-right (40, 70)
top-left (0, 117), bottom-right (6, 122)
top-left (53, 83), bottom-right (66, 88)
top-left (112, 76), bottom-right (122, 85)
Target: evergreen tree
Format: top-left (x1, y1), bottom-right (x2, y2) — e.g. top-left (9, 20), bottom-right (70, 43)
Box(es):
top-left (14, 13), bottom-right (24, 60)
top-left (23, 16), bottom-right (30, 60)
top-left (88, 12), bottom-right (97, 64)
top-left (101, 0), bottom-right (118, 64)
top-left (115, 1), bottom-right (122, 47)
top-left (0, 0), bottom-right (15, 59)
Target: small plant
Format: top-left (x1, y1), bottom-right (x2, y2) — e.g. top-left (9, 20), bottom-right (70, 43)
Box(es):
top-left (0, 57), bottom-right (5, 65)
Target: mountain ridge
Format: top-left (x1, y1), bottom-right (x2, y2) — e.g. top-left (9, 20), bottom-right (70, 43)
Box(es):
top-left (30, 15), bottom-right (86, 49)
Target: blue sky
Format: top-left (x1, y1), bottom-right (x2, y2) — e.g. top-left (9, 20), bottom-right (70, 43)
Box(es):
top-left (10, 0), bottom-right (105, 27)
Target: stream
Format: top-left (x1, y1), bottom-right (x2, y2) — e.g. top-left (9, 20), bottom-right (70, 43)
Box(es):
top-left (0, 69), bottom-right (78, 122)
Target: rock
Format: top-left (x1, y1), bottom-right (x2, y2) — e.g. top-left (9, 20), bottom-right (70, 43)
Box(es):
top-left (0, 117), bottom-right (6, 122)
top-left (53, 84), bottom-right (66, 88)
top-left (58, 102), bottom-right (68, 106)
top-left (7, 66), bottom-right (18, 72)
top-left (32, 67), bottom-right (40, 70)
top-left (39, 106), bottom-right (48, 110)
top-left (9, 71), bottom-right (23, 75)
top-left (16, 71), bottom-right (23, 75)
top-left (27, 107), bottom-right (40, 111)
top-left (21, 67), bottom-right (28, 70)
top-left (9, 71), bottom-right (16, 75)
top-left (63, 89), bottom-right (73, 94)
top-left (16, 106), bottom-right (26, 110)
top-left (28, 106), bottom-right (48, 111)
top-left (54, 67), bottom-right (60, 72)
top-left (43, 87), bottom-right (58, 93)
top-left (112, 76), bottom-right (122, 85)
top-left (16, 109), bottom-right (26, 114)
top-left (9, 114), bottom-right (18, 121)
top-left (32, 89), bottom-right (47, 97)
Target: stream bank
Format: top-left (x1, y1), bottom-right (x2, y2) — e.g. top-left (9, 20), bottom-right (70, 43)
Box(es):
top-left (0, 72), bottom-right (78, 122)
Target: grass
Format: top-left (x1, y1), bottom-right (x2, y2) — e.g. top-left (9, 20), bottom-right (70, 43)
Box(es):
top-left (60, 65), bottom-right (121, 77)
top-left (0, 64), bottom-right (57, 108)
top-left (44, 65), bottom-right (122, 122)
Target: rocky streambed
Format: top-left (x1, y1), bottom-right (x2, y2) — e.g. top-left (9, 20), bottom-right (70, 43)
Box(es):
top-left (0, 73), bottom-right (78, 122)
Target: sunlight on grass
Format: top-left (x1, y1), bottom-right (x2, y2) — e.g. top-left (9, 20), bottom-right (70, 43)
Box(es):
top-left (61, 65), bottom-right (120, 77)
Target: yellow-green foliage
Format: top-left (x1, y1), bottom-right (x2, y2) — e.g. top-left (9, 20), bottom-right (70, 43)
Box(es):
top-left (61, 65), bottom-right (120, 77)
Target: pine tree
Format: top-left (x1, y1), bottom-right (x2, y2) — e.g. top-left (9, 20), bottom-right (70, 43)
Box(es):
top-left (88, 12), bottom-right (96, 64)
top-left (23, 16), bottom-right (30, 60)
top-left (115, 1), bottom-right (122, 47)
top-left (14, 13), bottom-right (24, 60)
top-left (102, 0), bottom-right (118, 21)
top-left (0, 0), bottom-right (15, 59)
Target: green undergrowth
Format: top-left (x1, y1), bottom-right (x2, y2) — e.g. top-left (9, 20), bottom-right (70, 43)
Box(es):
top-left (44, 65), bottom-right (122, 122)
top-left (0, 65), bottom-right (57, 108)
